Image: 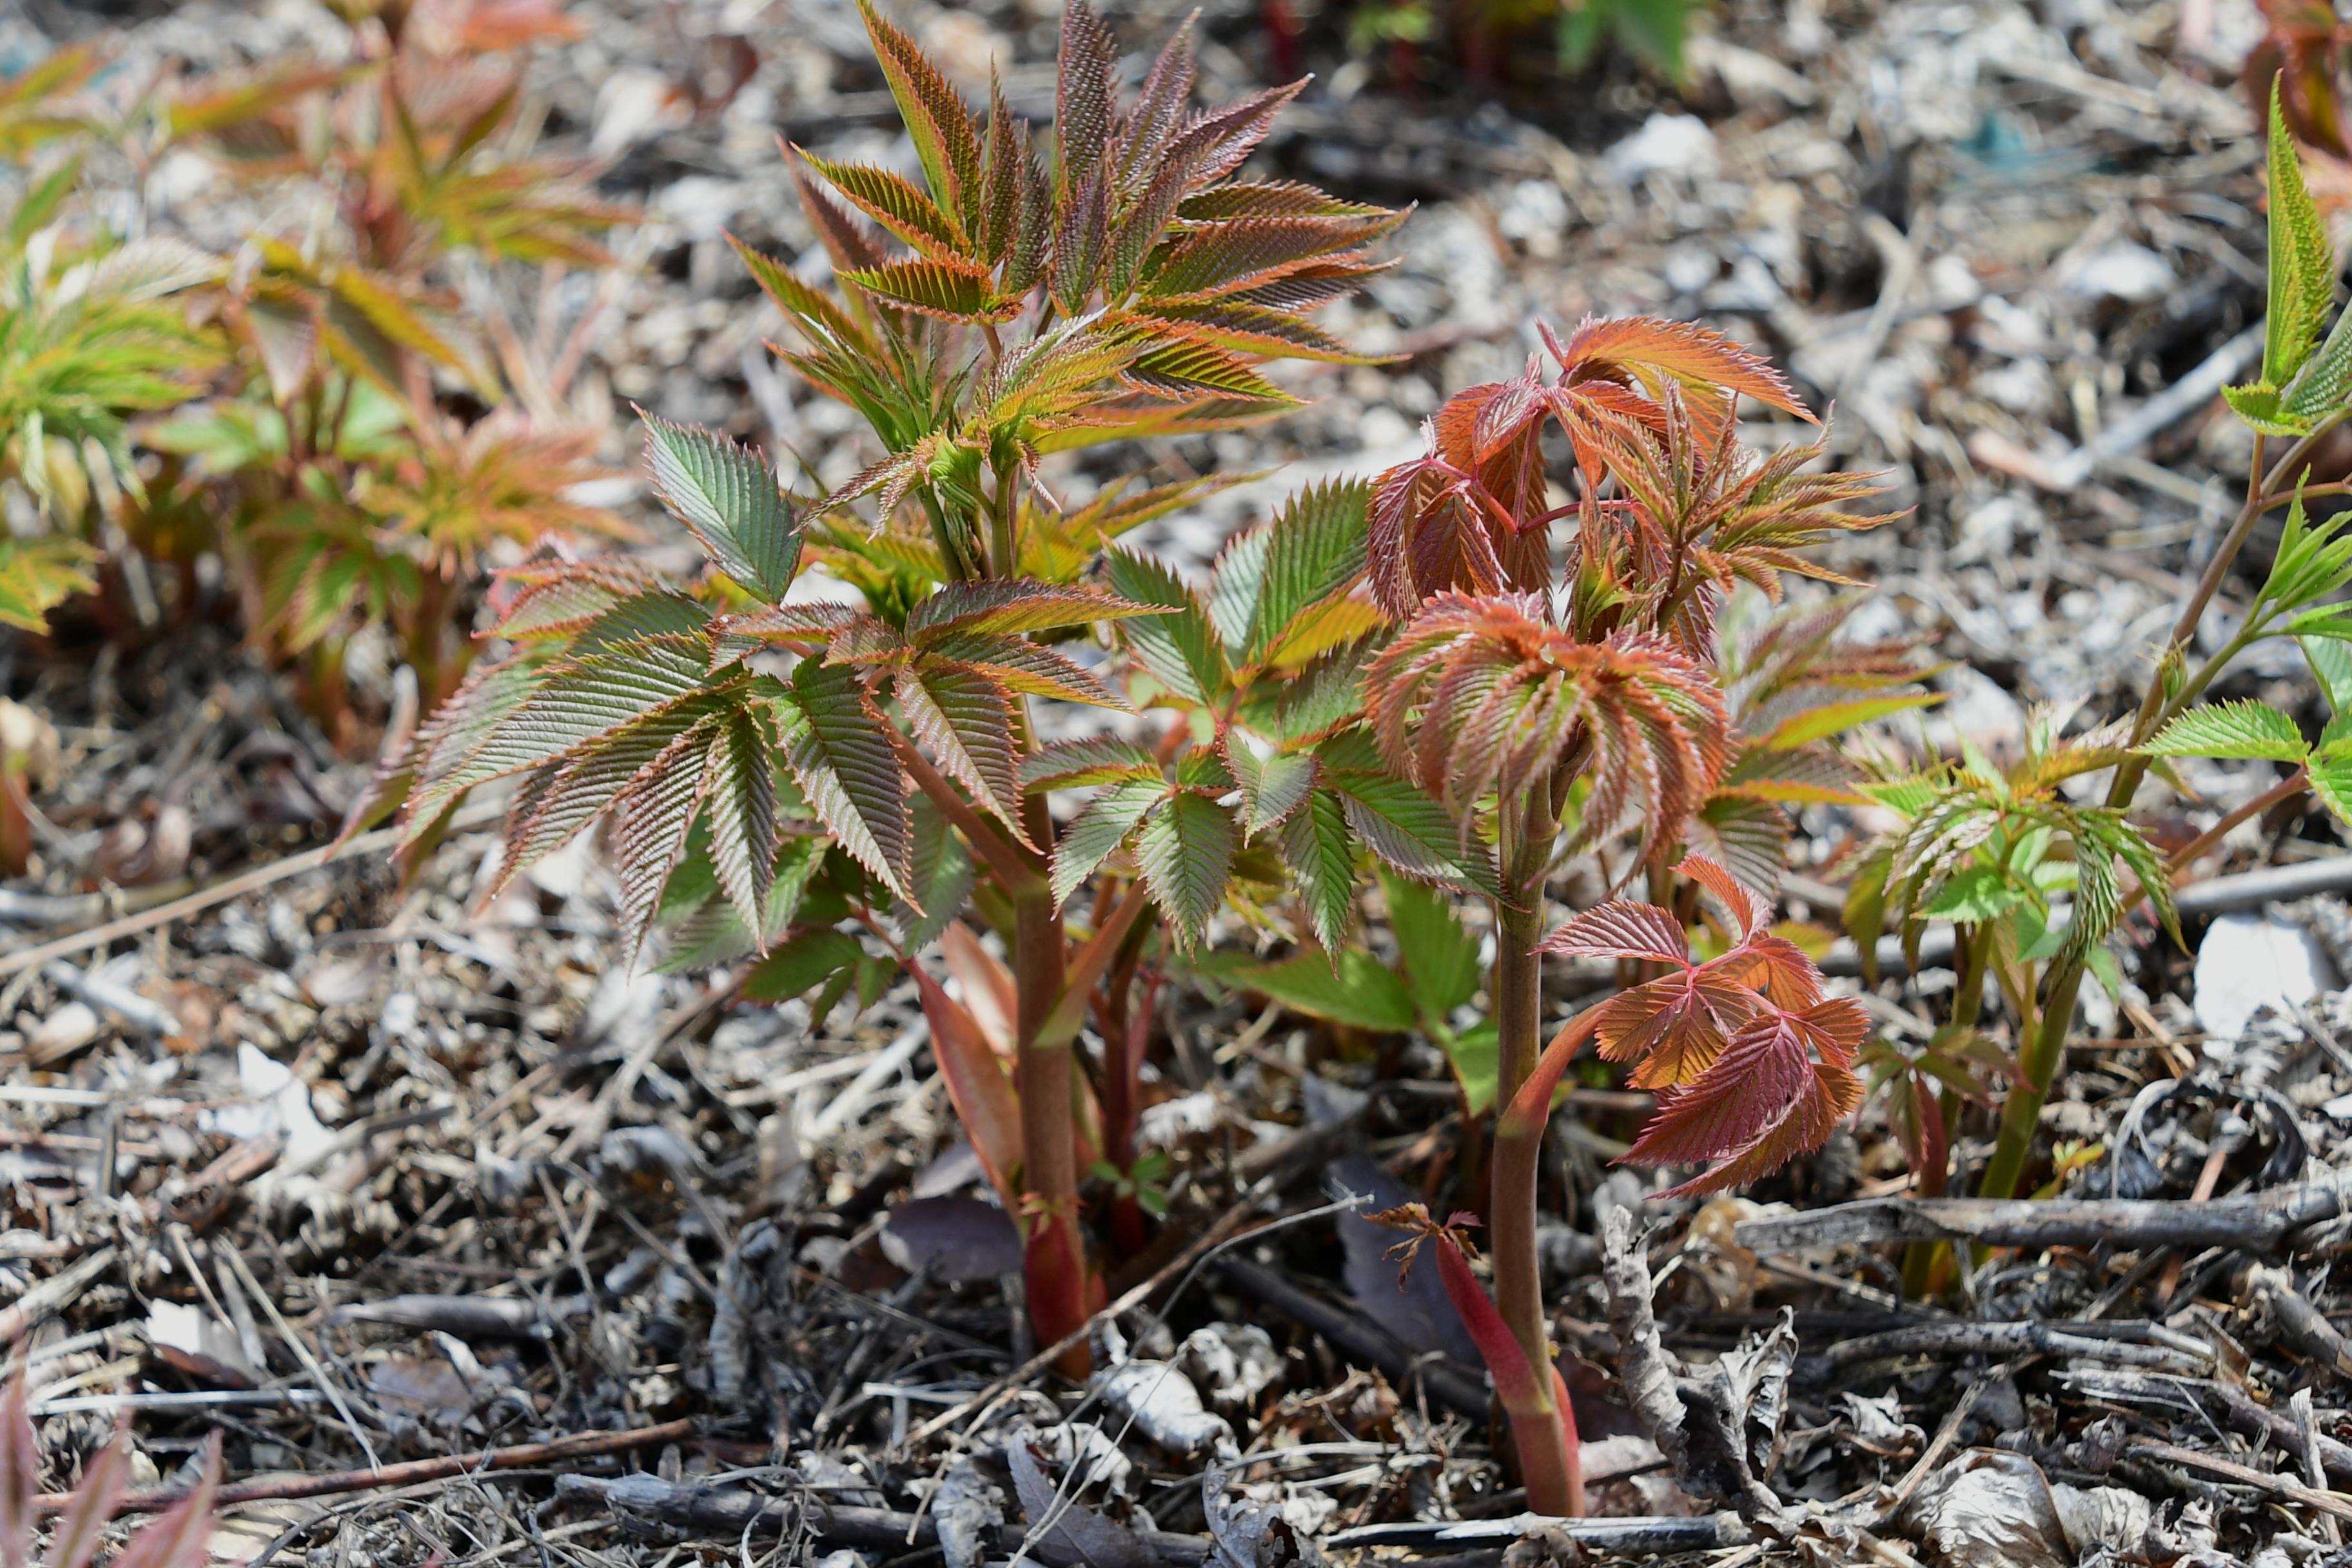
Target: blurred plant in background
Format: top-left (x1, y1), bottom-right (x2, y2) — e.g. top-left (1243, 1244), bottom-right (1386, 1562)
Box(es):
top-left (139, 0), bottom-right (631, 745)
top-left (1341, 0), bottom-right (1700, 88)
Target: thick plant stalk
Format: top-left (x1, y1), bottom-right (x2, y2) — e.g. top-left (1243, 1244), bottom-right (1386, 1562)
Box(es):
top-left (1480, 814), bottom-right (1596, 1522)
top-left (1014, 812), bottom-right (1089, 1377)
top-left (1488, 794), bottom-right (1556, 1386)
top-left (1428, 1231), bottom-right (1584, 1515)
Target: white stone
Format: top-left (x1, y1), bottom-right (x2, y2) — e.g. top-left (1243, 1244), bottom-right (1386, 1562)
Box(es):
top-left (29, 1003), bottom-right (97, 1059)
top-left (1606, 113), bottom-right (1720, 183)
top-left (2192, 914), bottom-right (2337, 1041)
top-left (2057, 242), bottom-right (2175, 302)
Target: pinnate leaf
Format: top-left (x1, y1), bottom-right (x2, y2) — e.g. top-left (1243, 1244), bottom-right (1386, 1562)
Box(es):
top-left (640, 414), bottom-right (801, 601)
top-left (1280, 787), bottom-right (1357, 954)
top-left (2140, 699), bottom-right (2309, 761)
top-left (2263, 77), bottom-right (2335, 389)
top-left (908, 578), bottom-right (1162, 639)
top-left (772, 662), bottom-right (914, 899)
top-left (1540, 901), bottom-right (1691, 965)
top-left (1051, 776), bottom-right (1168, 906)
top-left (1135, 790), bottom-right (1236, 947)
top-left (844, 258), bottom-right (1014, 322)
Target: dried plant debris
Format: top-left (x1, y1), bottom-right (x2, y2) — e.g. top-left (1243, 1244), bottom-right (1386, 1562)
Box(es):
top-left (3, 0), bottom-right (2352, 1566)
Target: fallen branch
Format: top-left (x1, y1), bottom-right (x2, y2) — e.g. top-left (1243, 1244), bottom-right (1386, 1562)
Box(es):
top-left (2127, 1440), bottom-right (2352, 1524)
top-left (2251, 1265), bottom-right (2352, 1378)
top-left (2061, 1367), bottom-right (2352, 1487)
top-left (42, 1418), bottom-right (698, 1515)
top-left (1796, 1321), bottom-right (2210, 1384)
top-left (1734, 1182), bottom-right (2346, 1256)
top-left (555, 1473), bottom-right (1214, 1565)
top-left (0, 1246), bottom-right (115, 1343)
top-left (1325, 1512), bottom-right (1750, 1554)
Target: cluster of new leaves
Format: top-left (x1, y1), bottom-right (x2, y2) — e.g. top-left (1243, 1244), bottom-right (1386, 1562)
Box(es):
top-left (761, 0), bottom-right (1398, 556)
top-left (1844, 714), bottom-right (2179, 991)
top-left (1364, 590), bottom-right (1730, 868)
top-left (1540, 856), bottom-right (1866, 1194)
top-left (1, 1366), bottom-right (222, 1568)
top-left (1366, 318), bottom-right (1880, 651)
top-left (2226, 83), bottom-right (2352, 436)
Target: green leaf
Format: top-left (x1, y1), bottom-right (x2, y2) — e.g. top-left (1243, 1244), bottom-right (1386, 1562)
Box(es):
top-left (897, 661), bottom-right (1023, 835)
top-left (608, 724), bottom-right (718, 949)
top-left (796, 150), bottom-right (965, 260)
top-left (1252, 480), bottom-right (1375, 660)
top-left (1023, 736), bottom-right (1164, 789)
top-left (0, 537), bottom-right (95, 632)
top-left (2260, 489), bottom-right (2352, 611)
top-left (1327, 768), bottom-right (1501, 897)
top-left (1380, 867), bottom-right (1480, 1018)
top-left (438, 634), bottom-right (716, 809)
top-left (2288, 293), bottom-right (2352, 425)
top-left (2263, 79), bottom-right (2335, 390)
top-left (2290, 605), bottom-right (2352, 642)
top-left (1756, 692), bottom-right (1943, 750)
top-left (906, 578), bottom-right (1163, 640)
top-left (741, 928), bottom-right (868, 1003)
top-left (2304, 633), bottom-right (2352, 714)
top-left (772, 662), bottom-right (914, 899)
top-left (1279, 787), bottom-right (1357, 954)
top-left (856, 0), bottom-right (982, 231)
top-left (1440, 1019), bottom-right (1502, 1115)
top-left (1922, 864), bottom-right (2026, 923)
top-left (1212, 946), bottom-right (1415, 1034)
top-left (640, 414), bottom-right (802, 602)
top-left (1226, 731), bottom-right (1317, 835)
top-left (1843, 843), bottom-right (1892, 988)
top-left (2140, 698), bottom-right (2310, 761)
top-left (1207, 479), bottom-right (1373, 667)
top-left (2310, 743), bottom-right (2352, 833)
top-left (703, 708), bottom-right (780, 936)
top-left (1104, 546), bottom-right (1226, 703)
top-left (843, 258), bottom-right (1014, 322)
top-left (1051, 777), bottom-right (1168, 906)
top-left (899, 794), bottom-right (976, 952)
top-left (1135, 791), bottom-right (1237, 948)
top-left (2224, 380), bottom-right (2307, 437)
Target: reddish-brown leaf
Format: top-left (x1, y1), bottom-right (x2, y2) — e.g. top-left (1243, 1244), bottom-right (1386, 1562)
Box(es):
top-left (1538, 899), bottom-right (1690, 964)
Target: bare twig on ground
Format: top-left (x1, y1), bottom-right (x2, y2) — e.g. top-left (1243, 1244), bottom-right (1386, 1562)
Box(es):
top-left (1736, 1184), bottom-right (2347, 1255)
top-left (46, 1419), bottom-right (701, 1514)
